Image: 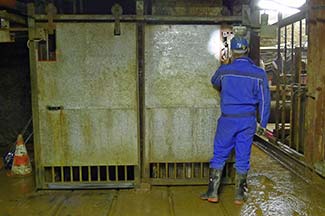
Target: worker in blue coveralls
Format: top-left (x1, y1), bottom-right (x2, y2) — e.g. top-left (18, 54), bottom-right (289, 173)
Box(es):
top-left (201, 36), bottom-right (271, 205)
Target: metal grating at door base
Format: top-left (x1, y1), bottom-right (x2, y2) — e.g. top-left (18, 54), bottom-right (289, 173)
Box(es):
top-left (43, 165), bottom-right (136, 188)
top-left (149, 162), bottom-right (235, 185)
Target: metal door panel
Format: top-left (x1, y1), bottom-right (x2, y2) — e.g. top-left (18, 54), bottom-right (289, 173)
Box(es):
top-left (144, 25), bottom-right (227, 184)
top-left (37, 23), bottom-right (137, 109)
top-left (146, 108), bottom-right (218, 162)
top-left (39, 109), bottom-right (138, 166)
top-left (33, 22), bottom-right (138, 188)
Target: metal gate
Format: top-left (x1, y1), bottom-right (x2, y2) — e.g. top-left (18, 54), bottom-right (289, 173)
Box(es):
top-left (143, 25), bottom-right (234, 185)
top-left (30, 22), bottom-right (139, 189)
top-left (275, 15), bottom-right (308, 154)
top-left (257, 10), bottom-right (310, 178)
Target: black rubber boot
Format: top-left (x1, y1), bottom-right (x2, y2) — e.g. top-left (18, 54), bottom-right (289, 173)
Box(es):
top-left (234, 172), bottom-right (248, 205)
top-left (200, 168), bottom-right (222, 203)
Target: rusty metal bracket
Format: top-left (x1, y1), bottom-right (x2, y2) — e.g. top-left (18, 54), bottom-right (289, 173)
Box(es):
top-left (111, 4), bottom-right (123, 36)
top-left (45, 3), bottom-right (57, 35)
top-left (136, 0), bottom-right (144, 16)
top-left (0, 10), bottom-right (26, 25)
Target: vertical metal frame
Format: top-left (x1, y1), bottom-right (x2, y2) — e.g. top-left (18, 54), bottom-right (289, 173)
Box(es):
top-left (28, 3), bottom-right (43, 187)
top-left (273, 10), bottom-right (307, 157)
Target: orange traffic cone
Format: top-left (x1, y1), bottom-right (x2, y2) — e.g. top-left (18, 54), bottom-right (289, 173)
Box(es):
top-left (11, 134), bottom-right (32, 176)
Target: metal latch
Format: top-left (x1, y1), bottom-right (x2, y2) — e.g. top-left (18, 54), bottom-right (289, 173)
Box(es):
top-left (111, 4), bottom-right (123, 36)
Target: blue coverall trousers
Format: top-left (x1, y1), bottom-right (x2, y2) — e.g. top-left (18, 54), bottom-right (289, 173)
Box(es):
top-left (210, 115), bottom-right (257, 174)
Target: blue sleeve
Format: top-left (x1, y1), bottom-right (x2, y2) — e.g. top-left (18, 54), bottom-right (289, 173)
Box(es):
top-left (211, 68), bottom-right (223, 90)
top-left (258, 70), bottom-right (271, 128)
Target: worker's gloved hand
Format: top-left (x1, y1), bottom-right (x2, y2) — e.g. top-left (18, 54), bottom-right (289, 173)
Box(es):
top-left (256, 124), bottom-right (266, 136)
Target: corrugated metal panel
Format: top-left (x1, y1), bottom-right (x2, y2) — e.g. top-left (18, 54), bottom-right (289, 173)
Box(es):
top-left (144, 25), bottom-right (221, 174)
top-left (33, 23), bottom-right (138, 188)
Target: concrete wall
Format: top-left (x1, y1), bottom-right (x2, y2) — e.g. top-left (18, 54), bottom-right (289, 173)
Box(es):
top-left (0, 41), bottom-right (32, 148)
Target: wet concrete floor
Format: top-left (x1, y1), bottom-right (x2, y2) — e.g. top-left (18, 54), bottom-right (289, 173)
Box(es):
top-left (0, 145), bottom-right (324, 216)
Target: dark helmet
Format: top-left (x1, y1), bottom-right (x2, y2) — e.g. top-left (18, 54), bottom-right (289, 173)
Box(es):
top-left (230, 36), bottom-right (249, 54)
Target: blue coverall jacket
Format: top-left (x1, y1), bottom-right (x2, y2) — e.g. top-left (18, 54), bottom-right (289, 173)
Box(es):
top-left (210, 57), bottom-right (271, 174)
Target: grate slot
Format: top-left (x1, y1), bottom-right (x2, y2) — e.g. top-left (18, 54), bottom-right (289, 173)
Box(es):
top-left (81, 166), bottom-right (89, 181)
top-left (63, 166), bottom-right (71, 182)
top-left (44, 167), bottom-right (52, 183)
top-left (173, 164), bottom-right (178, 178)
top-left (79, 166), bottom-right (82, 182)
top-left (118, 166), bottom-right (125, 181)
top-left (100, 166), bottom-right (107, 181)
top-left (203, 163), bottom-right (209, 178)
top-left (162, 163), bottom-right (167, 178)
top-left (109, 166), bottom-right (116, 181)
top-left (72, 167), bottom-right (80, 182)
top-left (53, 167), bottom-right (61, 182)
top-left (149, 162), bottom-right (215, 179)
top-left (60, 167), bottom-right (64, 182)
top-left (52, 167), bottom-right (55, 183)
top-left (127, 166), bottom-right (135, 180)
top-left (185, 163), bottom-right (191, 179)
top-left (168, 163), bottom-right (174, 178)
top-left (150, 163), bottom-right (159, 178)
top-left (193, 163), bottom-right (200, 178)
top-left (176, 163), bottom-right (182, 178)
top-left (43, 165), bottom-right (135, 184)
top-left (106, 166), bottom-right (110, 181)
top-left (90, 166), bottom-right (99, 181)
top-left (183, 163), bottom-right (186, 178)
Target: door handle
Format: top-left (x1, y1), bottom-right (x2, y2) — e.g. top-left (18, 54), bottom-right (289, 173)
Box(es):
top-left (46, 105), bottom-right (63, 111)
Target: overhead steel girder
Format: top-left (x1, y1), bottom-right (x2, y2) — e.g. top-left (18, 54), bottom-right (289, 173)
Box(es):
top-left (33, 14), bottom-right (242, 24)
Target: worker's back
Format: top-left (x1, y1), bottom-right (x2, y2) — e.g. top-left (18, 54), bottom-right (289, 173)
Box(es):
top-left (211, 56), bottom-right (269, 121)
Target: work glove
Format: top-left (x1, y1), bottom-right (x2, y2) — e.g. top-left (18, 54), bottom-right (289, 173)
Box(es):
top-left (256, 124), bottom-right (266, 136)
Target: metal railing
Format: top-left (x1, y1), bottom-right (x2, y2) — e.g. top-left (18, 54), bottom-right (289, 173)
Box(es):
top-left (272, 10), bottom-right (308, 156)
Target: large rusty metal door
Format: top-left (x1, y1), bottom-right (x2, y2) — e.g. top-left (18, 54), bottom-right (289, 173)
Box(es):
top-left (32, 23), bottom-right (139, 189)
top-left (143, 25), bottom-right (234, 185)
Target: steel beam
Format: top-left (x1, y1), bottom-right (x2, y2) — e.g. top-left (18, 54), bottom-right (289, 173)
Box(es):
top-left (278, 10), bottom-right (307, 28)
top-left (33, 14), bottom-right (242, 24)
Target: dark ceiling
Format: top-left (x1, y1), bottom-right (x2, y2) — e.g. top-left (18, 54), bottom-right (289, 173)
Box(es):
top-left (1, 0), bottom-right (251, 15)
